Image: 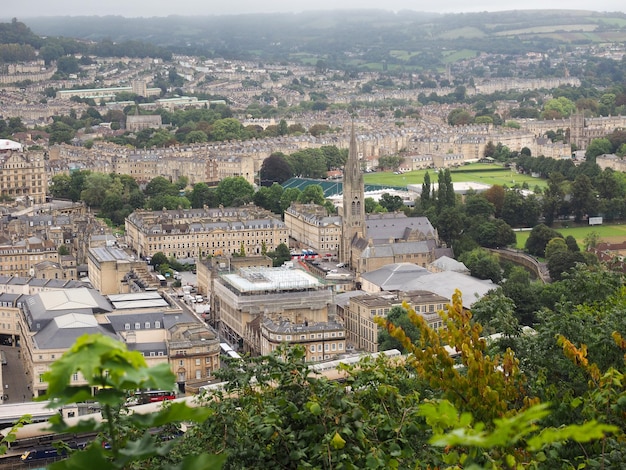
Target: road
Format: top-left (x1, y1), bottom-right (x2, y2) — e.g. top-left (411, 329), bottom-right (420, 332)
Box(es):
top-left (0, 346), bottom-right (32, 404)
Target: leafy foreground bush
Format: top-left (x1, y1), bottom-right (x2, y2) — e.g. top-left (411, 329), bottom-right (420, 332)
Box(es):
top-left (2, 334), bottom-right (225, 470)
top-left (2, 291), bottom-right (622, 469)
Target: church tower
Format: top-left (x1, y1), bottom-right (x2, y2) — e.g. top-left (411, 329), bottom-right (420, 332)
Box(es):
top-left (340, 122), bottom-right (366, 267)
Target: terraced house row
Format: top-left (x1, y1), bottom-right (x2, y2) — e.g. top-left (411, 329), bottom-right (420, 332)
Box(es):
top-left (125, 207), bottom-right (289, 260)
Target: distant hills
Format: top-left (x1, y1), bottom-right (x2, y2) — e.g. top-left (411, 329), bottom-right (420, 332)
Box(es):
top-left (6, 10), bottom-right (626, 70)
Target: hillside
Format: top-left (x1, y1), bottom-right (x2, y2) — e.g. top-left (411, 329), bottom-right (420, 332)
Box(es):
top-left (15, 9), bottom-right (626, 70)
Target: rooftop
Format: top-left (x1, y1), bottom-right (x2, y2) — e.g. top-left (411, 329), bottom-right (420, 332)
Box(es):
top-left (222, 267), bottom-right (321, 293)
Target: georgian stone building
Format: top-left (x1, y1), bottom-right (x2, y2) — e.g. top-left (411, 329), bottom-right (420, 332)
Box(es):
top-left (0, 144), bottom-right (47, 204)
top-left (284, 203), bottom-right (342, 256)
top-left (342, 290), bottom-right (449, 353)
top-left (125, 206), bottom-right (288, 260)
top-left (212, 266), bottom-right (343, 361)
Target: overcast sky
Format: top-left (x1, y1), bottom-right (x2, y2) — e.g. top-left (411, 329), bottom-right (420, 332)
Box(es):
top-left (7, 1), bottom-right (626, 18)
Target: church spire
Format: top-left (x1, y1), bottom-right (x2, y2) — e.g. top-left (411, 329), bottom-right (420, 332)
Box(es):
top-left (340, 120), bottom-right (366, 267)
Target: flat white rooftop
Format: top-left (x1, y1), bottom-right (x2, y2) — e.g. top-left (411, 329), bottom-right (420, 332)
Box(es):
top-left (223, 267), bottom-right (320, 293)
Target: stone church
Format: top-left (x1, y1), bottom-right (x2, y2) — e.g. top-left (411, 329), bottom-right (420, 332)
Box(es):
top-left (339, 124), bottom-right (450, 276)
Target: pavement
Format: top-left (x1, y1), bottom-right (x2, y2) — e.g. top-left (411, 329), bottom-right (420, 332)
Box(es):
top-left (0, 345), bottom-right (32, 404)
top-left (178, 271), bottom-right (197, 287)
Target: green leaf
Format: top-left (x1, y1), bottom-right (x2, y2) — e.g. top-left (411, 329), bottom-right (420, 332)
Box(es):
top-left (169, 452), bottom-right (227, 470)
top-left (48, 443), bottom-right (112, 470)
top-left (129, 402), bottom-right (213, 428)
top-left (330, 431), bottom-right (346, 450)
top-left (527, 421), bottom-right (618, 451)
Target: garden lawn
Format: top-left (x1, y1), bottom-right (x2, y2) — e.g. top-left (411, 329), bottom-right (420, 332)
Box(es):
top-left (363, 164), bottom-right (546, 189)
top-left (514, 223), bottom-right (626, 250)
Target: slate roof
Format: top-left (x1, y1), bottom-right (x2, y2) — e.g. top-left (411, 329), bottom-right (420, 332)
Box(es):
top-left (428, 256), bottom-right (469, 273)
top-left (33, 313), bottom-right (116, 349)
top-left (360, 263), bottom-right (494, 307)
top-left (365, 214), bottom-right (436, 241)
top-left (359, 240), bottom-right (434, 259)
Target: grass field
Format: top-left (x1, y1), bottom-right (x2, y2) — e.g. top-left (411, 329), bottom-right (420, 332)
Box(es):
top-left (442, 49), bottom-right (477, 63)
top-left (515, 224), bottom-right (626, 250)
top-left (363, 164), bottom-right (547, 189)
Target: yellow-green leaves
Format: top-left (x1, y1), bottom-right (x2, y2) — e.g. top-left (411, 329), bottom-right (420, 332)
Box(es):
top-left (330, 431), bottom-right (346, 450)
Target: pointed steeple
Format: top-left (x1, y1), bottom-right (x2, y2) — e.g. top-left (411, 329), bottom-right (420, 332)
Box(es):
top-left (340, 120), bottom-right (366, 267)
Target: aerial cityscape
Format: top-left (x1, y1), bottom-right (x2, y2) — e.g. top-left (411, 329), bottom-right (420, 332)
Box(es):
top-left (1, 7), bottom-right (626, 468)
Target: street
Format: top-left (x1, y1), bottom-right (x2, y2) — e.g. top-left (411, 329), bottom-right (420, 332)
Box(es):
top-left (0, 346), bottom-right (32, 404)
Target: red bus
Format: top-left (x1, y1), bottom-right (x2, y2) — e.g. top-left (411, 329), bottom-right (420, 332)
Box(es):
top-left (134, 390), bottom-right (176, 405)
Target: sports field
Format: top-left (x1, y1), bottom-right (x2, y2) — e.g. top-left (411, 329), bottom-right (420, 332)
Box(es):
top-left (363, 164), bottom-right (547, 189)
top-left (514, 223), bottom-right (626, 250)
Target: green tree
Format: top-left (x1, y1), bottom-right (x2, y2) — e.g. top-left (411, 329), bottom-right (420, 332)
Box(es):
top-left (459, 248), bottom-right (502, 283)
top-left (421, 171), bottom-right (432, 210)
top-left (40, 334), bottom-right (221, 470)
top-left (297, 184), bottom-right (325, 205)
top-left (279, 188), bottom-right (301, 212)
top-left (378, 193), bottom-right (404, 212)
top-left (149, 252), bottom-right (168, 268)
top-left (542, 172), bottom-right (566, 226)
top-left (216, 177), bottom-right (254, 207)
top-left (585, 138), bottom-right (612, 162)
top-left (48, 121), bottom-right (75, 144)
top-left (259, 153), bottom-right (292, 186)
top-left (145, 177), bottom-right (178, 198)
top-left (475, 219), bottom-right (516, 248)
top-left (483, 185), bottom-right (505, 218)
top-left (525, 224), bottom-right (563, 257)
top-left (268, 243), bottom-right (291, 267)
top-left (542, 96), bottom-right (575, 119)
top-left (80, 173), bottom-right (112, 208)
top-left (378, 306), bottom-right (420, 352)
top-left (544, 237), bottom-right (568, 261)
top-left (188, 183), bottom-right (216, 209)
top-left (571, 174), bottom-right (597, 222)
top-left (471, 290), bottom-right (521, 340)
top-left (447, 108), bottom-right (473, 126)
top-left (50, 174), bottom-right (72, 199)
top-left (185, 130), bottom-right (207, 143)
top-left (210, 118), bottom-right (244, 141)
top-left (287, 148), bottom-right (327, 179)
top-left (464, 193), bottom-right (495, 220)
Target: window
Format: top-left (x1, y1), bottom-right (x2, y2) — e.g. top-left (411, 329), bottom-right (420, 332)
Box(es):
top-left (317, 345), bottom-right (322, 352)
top-left (195, 359), bottom-right (201, 366)
top-left (324, 344), bottom-right (329, 351)
top-left (338, 343), bottom-right (343, 350)
top-left (39, 374), bottom-right (44, 383)
top-left (150, 352), bottom-right (156, 357)
top-left (72, 373), bottom-right (78, 382)
top-left (145, 322), bottom-right (150, 329)
top-left (179, 360), bottom-right (184, 366)
top-left (135, 322), bottom-right (141, 329)
top-left (286, 335), bottom-right (291, 341)
top-left (331, 343), bottom-right (336, 351)
top-left (158, 351), bottom-right (164, 356)
top-left (310, 345), bottom-right (315, 353)
top-left (195, 370), bottom-right (201, 379)
top-left (155, 321), bottom-right (161, 328)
